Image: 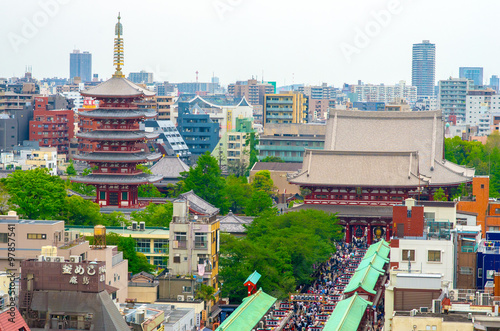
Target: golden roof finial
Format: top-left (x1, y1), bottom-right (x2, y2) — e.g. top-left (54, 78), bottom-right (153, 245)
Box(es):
top-left (113, 13), bottom-right (124, 78)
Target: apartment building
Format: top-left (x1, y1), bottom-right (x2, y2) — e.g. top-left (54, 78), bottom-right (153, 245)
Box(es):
top-left (438, 77), bottom-right (472, 122)
top-left (228, 79), bottom-right (275, 108)
top-left (263, 91), bottom-right (308, 126)
top-left (350, 81), bottom-right (417, 104)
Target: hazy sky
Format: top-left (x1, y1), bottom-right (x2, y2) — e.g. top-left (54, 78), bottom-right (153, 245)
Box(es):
top-left (1, 0), bottom-right (499, 87)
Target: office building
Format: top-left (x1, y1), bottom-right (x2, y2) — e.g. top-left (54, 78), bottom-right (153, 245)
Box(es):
top-left (465, 89), bottom-right (496, 136)
top-left (167, 191), bottom-right (220, 307)
top-left (352, 101), bottom-right (385, 111)
top-left (228, 79), bottom-right (275, 107)
top-left (177, 101), bottom-right (220, 156)
top-left (257, 123), bottom-right (325, 162)
top-left (128, 70), bottom-right (153, 84)
top-left (29, 96), bottom-right (75, 154)
top-left (438, 78), bottom-right (472, 122)
top-left (298, 83), bottom-right (335, 99)
top-left (489, 75), bottom-right (499, 93)
top-left (412, 40), bottom-right (436, 97)
top-left (459, 67), bottom-right (483, 87)
top-left (350, 81), bottom-right (417, 104)
top-left (69, 50), bottom-right (92, 83)
top-left (263, 91), bottom-right (308, 126)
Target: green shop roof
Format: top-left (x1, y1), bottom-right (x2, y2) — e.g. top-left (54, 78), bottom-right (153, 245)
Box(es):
top-left (323, 292), bottom-right (372, 331)
top-left (363, 239), bottom-right (390, 260)
top-left (215, 289), bottom-right (276, 331)
top-left (357, 252), bottom-right (389, 271)
top-left (344, 265), bottom-right (384, 295)
top-left (244, 270), bottom-right (261, 285)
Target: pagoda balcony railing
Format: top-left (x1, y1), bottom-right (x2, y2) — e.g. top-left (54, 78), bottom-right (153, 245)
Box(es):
top-left (100, 146), bottom-right (139, 152)
top-left (97, 169), bottom-right (143, 175)
top-left (97, 124), bottom-right (139, 130)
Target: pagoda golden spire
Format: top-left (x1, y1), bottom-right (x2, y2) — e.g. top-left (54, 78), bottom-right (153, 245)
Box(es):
top-left (113, 13), bottom-right (124, 78)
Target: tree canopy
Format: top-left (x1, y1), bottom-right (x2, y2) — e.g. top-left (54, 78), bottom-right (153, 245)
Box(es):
top-left (131, 202), bottom-right (173, 227)
top-left (3, 168), bottom-right (67, 219)
top-left (219, 209), bottom-right (342, 302)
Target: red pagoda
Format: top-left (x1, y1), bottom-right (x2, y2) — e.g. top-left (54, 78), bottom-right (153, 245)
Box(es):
top-left (72, 15), bottom-right (162, 208)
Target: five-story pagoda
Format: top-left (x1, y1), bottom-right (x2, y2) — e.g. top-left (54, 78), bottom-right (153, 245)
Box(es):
top-left (72, 15), bottom-right (162, 208)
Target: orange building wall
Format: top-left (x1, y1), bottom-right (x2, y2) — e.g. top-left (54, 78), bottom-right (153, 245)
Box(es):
top-left (457, 177), bottom-right (489, 236)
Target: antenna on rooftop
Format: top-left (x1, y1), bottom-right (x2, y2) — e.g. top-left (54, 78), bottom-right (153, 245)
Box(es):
top-left (196, 71), bottom-right (199, 83)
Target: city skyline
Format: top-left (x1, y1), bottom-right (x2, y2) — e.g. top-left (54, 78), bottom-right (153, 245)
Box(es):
top-left (1, 0), bottom-right (498, 87)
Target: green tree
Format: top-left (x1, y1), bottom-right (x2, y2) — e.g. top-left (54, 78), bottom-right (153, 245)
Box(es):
top-left (137, 164), bottom-right (164, 198)
top-left (224, 175), bottom-right (252, 214)
top-left (66, 160), bottom-right (77, 176)
top-left (70, 167), bottom-right (96, 196)
top-left (102, 211), bottom-right (128, 227)
top-left (196, 283), bottom-right (216, 312)
top-left (0, 183), bottom-right (11, 215)
top-left (181, 152), bottom-right (227, 211)
top-left (244, 190), bottom-right (274, 216)
top-left (245, 132), bottom-right (259, 176)
top-left (131, 202), bottom-right (173, 227)
top-left (3, 168), bottom-right (67, 219)
top-left (261, 156), bottom-right (284, 163)
top-left (65, 195), bottom-right (102, 225)
top-left (251, 170), bottom-right (275, 196)
top-left (220, 210), bottom-right (342, 302)
top-left (118, 236), bottom-right (155, 274)
top-left (433, 188), bottom-right (447, 201)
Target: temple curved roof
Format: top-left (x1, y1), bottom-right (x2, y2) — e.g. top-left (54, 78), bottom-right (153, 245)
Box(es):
top-left (78, 109), bottom-right (157, 119)
top-left (74, 152), bottom-right (162, 163)
top-left (80, 76), bottom-right (155, 98)
top-left (76, 130), bottom-right (159, 141)
top-left (71, 173), bottom-right (163, 185)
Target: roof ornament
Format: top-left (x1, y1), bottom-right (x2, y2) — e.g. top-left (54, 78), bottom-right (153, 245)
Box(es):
top-left (113, 13), bottom-right (124, 78)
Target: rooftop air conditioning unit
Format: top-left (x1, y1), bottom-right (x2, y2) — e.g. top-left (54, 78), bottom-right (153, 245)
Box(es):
top-left (139, 222), bottom-right (145, 231)
top-left (187, 296), bottom-right (194, 302)
top-left (54, 256), bottom-right (64, 263)
top-left (64, 237), bottom-right (70, 242)
top-left (45, 256), bottom-right (52, 262)
top-left (38, 255), bottom-right (45, 262)
top-left (132, 221), bottom-right (138, 231)
top-left (177, 295), bottom-right (184, 302)
top-left (70, 255), bottom-right (81, 263)
top-left (410, 309), bottom-right (418, 317)
top-left (419, 307), bottom-right (429, 313)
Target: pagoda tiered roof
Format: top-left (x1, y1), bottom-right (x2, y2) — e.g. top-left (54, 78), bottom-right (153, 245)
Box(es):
top-left (72, 173), bottom-right (163, 185)
top-left (74, 152), bottom-right (162, 163)
top-left (80, 76), bottom-right (155, 98)
top-left (76, 130), bottom-right (159, 141)
top-left (78, 109), bottom-right (157, 119)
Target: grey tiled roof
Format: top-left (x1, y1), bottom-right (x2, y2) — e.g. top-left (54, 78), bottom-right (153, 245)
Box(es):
top-left (76, 130), bottom-right (159, 141)
top-left (178, 190), bottom-right (219, 216)
top-left (289, 150), bottom-right (425, 187)
top-left (289, 203), bottom-right (393, 218)
top-left (80, 76), bottom-right (155, 98)
top-left (78, 109), bottom-right (157, 119)
top-left (151, 156), bottom-right (189, 178)
top-left (72, 173), bottom-right (163, 185)
top-left (74, 152), bottom-right (162, 163)
top-left (218, 212), bottom-right (254, 233)
top-left (324, 109), bottom-right (474, 185)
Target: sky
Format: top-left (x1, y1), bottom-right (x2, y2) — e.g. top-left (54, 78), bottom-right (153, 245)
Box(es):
top-left (1, 0), bottom-right (499, 88)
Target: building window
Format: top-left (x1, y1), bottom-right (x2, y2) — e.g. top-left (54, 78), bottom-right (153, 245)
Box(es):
top-left (478, 268), bottom-right (483, 278)
top-left (135, 239), bottom-right (150, 253)
top-left (153, 256), bottom-right (167, 268)
top-left (194, 233), bottom-right (208, 249)
top-left (402, 249), bottom-right (415, 262)
top-left (121, 192), bottom-right (128, 201)
top-left (0, 233), bottom-right (7, 243)
top-left (182, 286), bottom-right (192, 293)
top-left (460, 267), bottom-right (473, 275)
top-left (173, 254), bottom-right (180, 263)
top-left (407, 209), bottom-right (412, 218)
top-left (27, 233), bottom-right (46, 240)
top-left (153, 239), bottom-right (169, 253)
top-left (99, 191), bottom-right (106, 200)
top-left (428, 250), bottom-right (441, 262)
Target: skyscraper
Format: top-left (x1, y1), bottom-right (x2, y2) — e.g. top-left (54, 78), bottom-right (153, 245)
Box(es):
top-left (490, 75), bottom-right (499, 93)
top-left (412, 40), bottom-right (436, 97)
top-left (459, 67), bottom-right (483, 87)
top-left (69, 50), bottom-right (92, 83)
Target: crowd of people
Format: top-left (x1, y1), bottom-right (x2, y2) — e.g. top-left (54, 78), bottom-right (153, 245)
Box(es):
top-left (283, 238), bottom-right (368, 331)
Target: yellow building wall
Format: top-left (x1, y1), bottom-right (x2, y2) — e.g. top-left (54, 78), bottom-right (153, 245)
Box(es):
top-left (128, 285), bottom-right (158, 304)
top-left (392, 316), bottom-right (473, 331)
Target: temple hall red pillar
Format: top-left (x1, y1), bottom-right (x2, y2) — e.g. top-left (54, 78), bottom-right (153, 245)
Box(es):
top-left (345, 225), bottom-right (351, 243)
top-left (367, 224), bottom-right (372, 244)
top-left (386, 224), bottom-right (391, 241)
